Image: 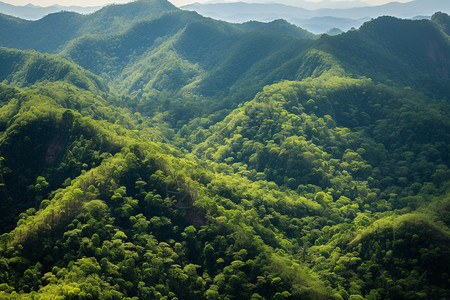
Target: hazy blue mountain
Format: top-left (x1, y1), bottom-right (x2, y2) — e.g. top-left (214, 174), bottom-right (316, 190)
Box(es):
top-left (182, 0), bottom-right (450, 33)
top-left (182, 2), bottom-right (314, 22)
top-left (202, 0), bottom-right (370, 10)
top-left (272, 0), bottom-right (370, 9)
top-left (0, 1), bottom-right (101, 20)
top-left (325, 27), bottom-right (345, 35)
top-left (291, 16), bottom-right (369, 33)
top-left (315, 0), bottom-right (450, 19)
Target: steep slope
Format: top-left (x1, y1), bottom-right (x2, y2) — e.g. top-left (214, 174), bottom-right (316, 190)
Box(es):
top-left (78, 0), bottom-right (177, 35)
top-left (0, 0), bottom-right (178, 53)
top-left (0, 83), bottom-right (120, 233)
top-left (60, 10), bottom-right (206, 81)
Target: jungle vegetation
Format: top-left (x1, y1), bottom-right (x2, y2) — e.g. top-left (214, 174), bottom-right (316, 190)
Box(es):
top-left (0, 1), bottom-right (449, 299)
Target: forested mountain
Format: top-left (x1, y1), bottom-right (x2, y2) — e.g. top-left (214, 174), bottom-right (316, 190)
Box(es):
top-left (0, 0), bottom-right (449, 299)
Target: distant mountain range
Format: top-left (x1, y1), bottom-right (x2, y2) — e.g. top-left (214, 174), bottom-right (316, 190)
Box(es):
top-left (0, 1), bottom-right (101, 20)
top-left (199, 0), bottom-right (372, 10)
top-left (182, 0), bottom-right (450, 33)
top-left (1, 0), bottom-right (448, 33)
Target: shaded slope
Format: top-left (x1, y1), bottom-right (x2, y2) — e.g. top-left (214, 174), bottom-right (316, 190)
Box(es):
top-left (0, 83), bottom-right (120, 232)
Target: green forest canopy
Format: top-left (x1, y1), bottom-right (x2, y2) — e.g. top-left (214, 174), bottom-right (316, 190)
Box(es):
top-left (0, 1), bottom-right (449, 299)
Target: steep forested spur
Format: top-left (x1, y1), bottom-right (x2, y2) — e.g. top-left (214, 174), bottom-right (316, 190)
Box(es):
top-left (0, 1), bottom-right (449, 299)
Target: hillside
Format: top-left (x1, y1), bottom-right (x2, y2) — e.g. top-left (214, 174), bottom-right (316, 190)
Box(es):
top-left (0, 1), bottom-right (449, 299)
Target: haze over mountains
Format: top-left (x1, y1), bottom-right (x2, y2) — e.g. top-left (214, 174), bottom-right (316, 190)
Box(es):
top-left (220, 0), bottom-right (373, 10)
top-left (183, 0), bottom-right (450, 32)
top-left (2, 0), bottom-right (449, 32)
top-left (0, 0), bottom-right (449, 299)
top-left (0, 1), bottom-right (101, 20)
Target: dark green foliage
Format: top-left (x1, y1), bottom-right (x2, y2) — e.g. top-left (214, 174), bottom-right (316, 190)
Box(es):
top-left (0, 2), bottom-right (449, 299)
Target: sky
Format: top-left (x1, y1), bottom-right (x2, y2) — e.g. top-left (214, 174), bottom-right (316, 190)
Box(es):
top-left (1, 0), bottom-right (412, 8)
